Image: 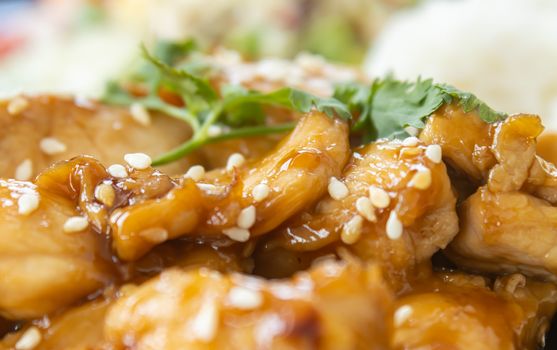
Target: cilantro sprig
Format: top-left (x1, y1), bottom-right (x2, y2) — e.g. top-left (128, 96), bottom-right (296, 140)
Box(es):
top-left (335, 76), bottom-right (507, 141)
top-left (102, 41), bottom-right (351, 165)
top-left (102, 40), bottom-right (506, 165)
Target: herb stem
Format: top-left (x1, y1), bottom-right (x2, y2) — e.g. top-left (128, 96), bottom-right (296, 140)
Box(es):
top-left (144, 98), bottom-right (200, 131)
top-left (152, 122), bottom-right (294, 166)
top-left (207, 123), bottom-right (295, 143)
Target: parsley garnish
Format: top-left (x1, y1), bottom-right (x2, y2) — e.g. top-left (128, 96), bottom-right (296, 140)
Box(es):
top-left (102, 41), bottom-right (506, 165)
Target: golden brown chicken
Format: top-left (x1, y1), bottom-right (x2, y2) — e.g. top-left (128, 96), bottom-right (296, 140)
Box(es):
top-left (110, 111), bottom-right (350, 261)
top-left (104, 260), bottom-right (392, 350)
top-left (447, 186), bottom-right (557, 281)
top-left (0, 174), bottom-right (115, 320)
top-left (0, 95), bottom-right (195, 178)
top-left (392, 272), bottom-right (557, 350)
top-left (258, 138), bottom-right (458, 288)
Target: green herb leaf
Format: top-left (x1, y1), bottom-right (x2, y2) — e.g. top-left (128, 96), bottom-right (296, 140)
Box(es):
top-left (435, 84), bottom-right (506, 123)
top-left (103, 40), bottom-right (506, 166)
top-left (140, 45), bottom-right (218, 105)
top-left (335, 76), bottom-right (508, 141)
top-left (223, 87), bottom-right (352, 120)
top-left (369, 77), bottom-right (445, 139)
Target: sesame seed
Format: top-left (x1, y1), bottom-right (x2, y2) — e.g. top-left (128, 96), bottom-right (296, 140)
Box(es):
top-left (139, 227), bottom-right (169, 243)
top-left (94, 183), bottom-right (115, 206)
top-left (191, 300), bottom-right (218, 342)
top-left (425, 144), bottom-right (442, 163)
top-left (341, 215), bottom-right (364, 245)
top-left (184, 165), bottom-right (205, 181)
top-left (7, 96), bottom-right (29, 116)
top-left (227, 286), bottom-right (263, 309)
top-left (223, 227), bottom-right (250, 242)
top-left (129, 103), bottom-right (151, 126)
top-left (404, 126), bottom-right (419, 136)
top-left (18, 193), bottom-right (40, 215)
top-left (107, 164), bottom-right (128, 178)
top-left (15, 326), bottom-right (41, 350)
top-left (124, 153), bottom-right (152, 170)
top-left (399, 147), bottom-right (421, 157)
top-left (386, 211), bottom-right (403, 240)
top-left (408, 168), bottom-right (432, 190)
top-left (196, 183), bottom-right (216, 192)
top-left (369, 186), bottom-right (390, 208)
top-left (505, 273), bottom-right (526, 294)
top-left (251, 183), bottom-right (270, 202)
top-left (39, 137), bottom-right (67, 155)
top-left (393, 305), bottom-right (413, 327)
top-left (328, 177), bottom-right (349, 200)
top-left (15, 159), bottom-right (33, 181)
top-left (207, 125), bottom-right (223, 137)
top-left (355, 196), bottom-right (376, 222)
top-left (402, 136), bottom-right (420, 147)
top-left (63, 216), bottom-right (89, 233)
top-left (237, 205), bottom-right (256, 229)
top-left (226, 153), bottom-right (246, 171)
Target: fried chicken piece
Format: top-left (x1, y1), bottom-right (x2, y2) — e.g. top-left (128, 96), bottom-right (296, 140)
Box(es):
top-left (392, 272), bottom-right (557, 350)
top-left (447, 186), bottom-right (557, 281)
top-left (0, 175), bottom-right (114, 319)
top-left (258, 139), bottom-right (458, 287)
top-left (0, 95), bottom-right (195, 177)
top-left (104, 261), bottom-right (392, 350)
top-left (111, 111), bottom-right (350, 260)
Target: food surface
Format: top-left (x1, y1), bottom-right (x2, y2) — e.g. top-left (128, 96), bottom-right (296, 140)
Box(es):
top-left (1, 41), bottom-right (557, 350)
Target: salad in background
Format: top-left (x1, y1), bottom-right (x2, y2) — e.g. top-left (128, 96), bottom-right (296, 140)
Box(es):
top-left (0, 0), bottom-right (413, 98)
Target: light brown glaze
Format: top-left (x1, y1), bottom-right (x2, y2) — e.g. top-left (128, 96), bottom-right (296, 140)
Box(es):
top-left (259, 139), bottom-right (458, 289)
top-left (0, 96), bottom-right (198, 176)
top-left (104, 261), bottom-right (392, 350)
top-left (447, 186), bottom-right (557, 281)
top-left (392, 272), bottom-right (557, 350)
top-left (110, 111), bottom-right (350, 260)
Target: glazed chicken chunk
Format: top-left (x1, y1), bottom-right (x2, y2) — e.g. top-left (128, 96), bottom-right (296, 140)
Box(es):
top-left (421, 103), bottom-right (557, 283)
top-left (0, 96), bottom-right (194, 177)
top-left (447, 186), bottom-right (557, 281)
top-left (0, 171), bottom-right (114, 319)
top-left (104, 261), bottom-right (392, 350)
top-left (110, 111), bottom-right (350, 260)
top-left (259, 138), bottom-right (458, 287)
top-left (392, 272), bottom-right (557, 350)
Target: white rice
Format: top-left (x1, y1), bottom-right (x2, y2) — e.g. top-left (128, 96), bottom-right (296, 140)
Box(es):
top-left (365, 0), bottom-right (557, 130)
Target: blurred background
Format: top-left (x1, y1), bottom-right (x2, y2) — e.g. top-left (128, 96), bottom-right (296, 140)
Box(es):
top-left (1, 0), bottom-right (557, 129)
